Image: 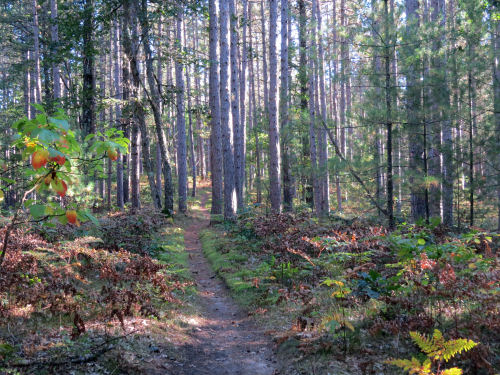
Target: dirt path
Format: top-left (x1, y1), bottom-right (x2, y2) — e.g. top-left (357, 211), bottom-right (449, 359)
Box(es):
top-left (170, 193), bottom-right (276, 375)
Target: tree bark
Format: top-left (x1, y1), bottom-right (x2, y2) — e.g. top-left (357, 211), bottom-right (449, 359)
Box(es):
top-left (229, 0), bottom-right (242, 211)
top-left (32, 0), bottom-right (42, 104)
top-left (50, 0), bottom-right (61, 100)
top-left (384, 0), bottom-right (394, 229)
top-left (209, 0), bottom-right (224, 215)
top-left (238, 0), bottom-right (248, 209)
top-left (405, 0), bottom-right (426, 222)
top-left (493, 3), bottom-right (500, 231)
top-left (113, 18), bottom-right (124, 210)
top-left (138, 0), bottom-right (174, 214)
top-left (315, 0), bottom-right (329, 216)
top-left (219, 0), bottom-right (236, 219)
top-left (268, 0), bottom-right (281, 212)
top-left (81, 0), bottom-right (95, 137)
top-left (123, 0), bottom-right (162, 210)
top-left (280, 0), bottom-right (293, 212)
top-left (176, 7), bottom-right (188, 213)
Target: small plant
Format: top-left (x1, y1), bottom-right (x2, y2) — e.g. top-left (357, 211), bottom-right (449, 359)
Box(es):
top-left (323, 278), bottom-right (352, 356)
top-left (386, 329), bottom-right (478, 375)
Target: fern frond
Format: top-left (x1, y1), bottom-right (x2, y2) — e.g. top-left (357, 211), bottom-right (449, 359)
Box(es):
top-left (411, 330), bottom-right (478, 362)
top-left (386, 357), bottom-right (432, 375)
top-left (410, 330), bottom-right (438, 355)
top-left (439, 338), bottom-right (478, 362)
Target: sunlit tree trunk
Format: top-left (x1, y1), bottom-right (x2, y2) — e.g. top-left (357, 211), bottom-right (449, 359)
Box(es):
top-left (238, 0), bottom-right (248, 209)
top-left (176, 6), bottom-right (187, 213)
top-left (209, 0), bottom-right (223, 215)
top-left (220, 0), bottom-right (236, 219)
top-left (32, 0), bottom-right (42, 104)
top-left (229, 0), bottom-right (242, 211)
top-left (113, 18), bottom-right (124, 210)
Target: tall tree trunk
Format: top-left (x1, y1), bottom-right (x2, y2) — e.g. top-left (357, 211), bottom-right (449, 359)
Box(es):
top-left (268, 0), bottom-right (281, 212)
top-left (281, 0), bottom-right (292, 211)
top-left (32, 0), bottom-right (42, 104)
top-left (229, 0), bottom-right (242, 211)
top-left (261, 0), bottom-right (269, 115)
top-left (139, 0), bottom-right (174, 213)
top-left (384, 0), bottom-right (394, 229)
top-left (405, 0), bottom-right (426, 221)
top-left (238, 0), bottom-right (248, 209)
top-left (24, 50), bottom-right (31, 119)
top-left (123, 0), bottom-right (162, 210)
top-left (176, 7), bottom-right (188, 213)
top-left (493, 4), bottom-right (500, 231)
top-left (249, 3), bottom-right (262, 204)
top-left (371, 0), bottom-right (383, 214)
top-left (220, 0), bottom-right (236, 219)
top-left (113, 18), bottom-right (124, 210)
top-left (82, 0), bottom-right (95, 137)
top-left (339, 0), bottom-right (347, 194)
top-left (122, 36), bottom-right (130, 205)
top-left (298, 0), bottom-right (312, 207)
top-left (428, 0), bottom-right (443, 220)
top-left (194, 26), bottom-right (206, 180)
top-left (316, 0), bottom-right (329, 216)
top-left (209, 0), bottom-right (223, 215)
top-left (50, 0), bottom-right (61, 100)
top-left (185, 52), bottom-right (196, 198)
top-left (309, 13), bottom-right (321, 216)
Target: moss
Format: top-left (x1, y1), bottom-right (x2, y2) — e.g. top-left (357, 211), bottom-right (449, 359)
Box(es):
top-left (151, 225), bottom-right (191, 281)
top-left (200, 229), bottom-right (265, 307)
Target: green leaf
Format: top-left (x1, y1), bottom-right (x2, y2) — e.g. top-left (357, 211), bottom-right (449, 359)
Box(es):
top-left (83, 210), bottom-right (100, 226)
top-left (417, 238), bottom-right (426, 246)
top-left (31, 103), bottom-right (46, 113)
top-left (29, 204), bottom-right (46, 219)
top-left (37, 129), bottom-right (60, 143)
top-left (0, 177), bottom-right (15, 184)
top-left (49, 117), bottom-right (70, 131)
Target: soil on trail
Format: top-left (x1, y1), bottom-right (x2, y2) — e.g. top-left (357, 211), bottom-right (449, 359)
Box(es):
top-left (170, 194), bottom-right (276, 375)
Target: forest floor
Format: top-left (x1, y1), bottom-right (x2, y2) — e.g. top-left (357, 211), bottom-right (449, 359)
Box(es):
top-left (168, 188), bottom-right (276, 375)
top-left (0, 182), bottom-right (497, 374)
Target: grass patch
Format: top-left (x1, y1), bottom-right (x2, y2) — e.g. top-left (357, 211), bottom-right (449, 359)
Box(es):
top-left (200, 229), bottom-right (266, 308)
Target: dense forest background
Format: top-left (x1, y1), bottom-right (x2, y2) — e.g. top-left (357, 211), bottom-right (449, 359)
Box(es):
top-left (0, 0), bottom-right (498, 230)
top-left (0, 1), bottom-right (498, 374)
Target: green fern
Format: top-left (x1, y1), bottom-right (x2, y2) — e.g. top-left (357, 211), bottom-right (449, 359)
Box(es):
top-left (386, 329), bottom-right (478, 375)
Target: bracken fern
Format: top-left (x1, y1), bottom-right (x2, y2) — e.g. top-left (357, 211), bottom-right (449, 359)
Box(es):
top-left (386, 329), bottom-right (478, 375)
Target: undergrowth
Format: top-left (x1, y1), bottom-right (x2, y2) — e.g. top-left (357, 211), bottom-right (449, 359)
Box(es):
top-left (0, 209), bottom-right (193, 374)
top-left (202, 211), bottom-right (499, 375)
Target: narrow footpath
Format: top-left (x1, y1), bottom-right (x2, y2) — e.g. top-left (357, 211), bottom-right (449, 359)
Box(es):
top-left (170, 191), bottom-right (276, 375)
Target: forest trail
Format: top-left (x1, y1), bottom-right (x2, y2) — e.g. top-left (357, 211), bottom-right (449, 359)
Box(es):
top-left (171, 190), bottom-right (276, 375)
